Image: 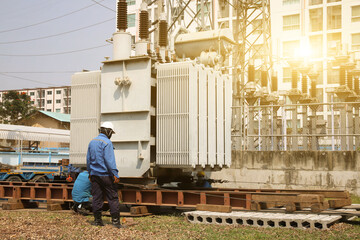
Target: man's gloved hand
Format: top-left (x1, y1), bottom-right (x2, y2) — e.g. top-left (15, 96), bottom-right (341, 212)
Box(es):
top-left (114, 176), bottom-right (120, 184)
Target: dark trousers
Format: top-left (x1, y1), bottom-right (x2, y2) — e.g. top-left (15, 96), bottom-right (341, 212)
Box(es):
top-left (91, 175), bottom-right (120, 215)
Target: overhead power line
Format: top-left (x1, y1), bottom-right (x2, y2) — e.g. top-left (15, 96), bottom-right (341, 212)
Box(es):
top-left (0, 71), bottom-right (76, 74)
top-left (0, 17), bottom-right (115, 44)
top-left (90, 0), bottom-right (116, 12)
top-left (0, 73), bottom-right (58, 87)
top-left (0, 0), bottom-right (108, 34)
top-left (0, 44), bottom-right (111, 57)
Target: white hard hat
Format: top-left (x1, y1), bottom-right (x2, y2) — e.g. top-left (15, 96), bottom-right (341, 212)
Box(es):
top-left (100, 122), bottom-right (115, 133)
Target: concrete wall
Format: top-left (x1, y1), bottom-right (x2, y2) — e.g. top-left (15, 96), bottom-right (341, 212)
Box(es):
top-left (211, 151), bottom-right (360, 196)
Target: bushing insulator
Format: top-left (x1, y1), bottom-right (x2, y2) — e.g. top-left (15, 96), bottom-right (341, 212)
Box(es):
top-left (271, 75), bottom-right (278, 92)
top-left (347, 71), bottom-right (353, 90)
top-left (139, 10), bottom-right (149, 40)
top-left (291, 70), bottom-right (298, 89)
top-left (117, 0), bottom-right (127, 31)
top-left (248, 65), bottom-right (255, 82)
top-left (355, 77), bottom-right (360, 95)
top-left (301, 75), bottom-right (308, 95)
top-left (311, 80), bottom-right (316, 98)
top-left (159, 20), bottom-right (168, 47)
top-left (261, 71), bottom-right (267, 87)
top-left (339, 65), bottom-right (346, 86)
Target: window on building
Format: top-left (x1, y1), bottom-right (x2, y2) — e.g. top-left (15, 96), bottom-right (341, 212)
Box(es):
top-left (352, 33), bottom-right (360, 50)
top-left (127, 14), bottom-right (136, 28)
top-left (309, 8), bottom-right (323, 32)
top-left (283, 67), bottom-right (292, 83)
top-left (327, 32), bottom-right (341, 56)
top-left (283, 14), bottom-right (300, 31)
top-left (327, 0), bottom-right (341, 3)
top-left (56, 99), bottom-right (61, 104)
top-left (126, 0), bottom-right (135, 5)
top-left (30, 92), bottom-right (35, 96)
top-left (56, 109), bottom-right (61, 113)
top-left (309, 0), bottom-right (323, 5)
top-left (47, 90), bottom-right (52, 95)
top-left (64, 88), bottom-right (71, 96)
top-left (352, 6), bottom-right (360, 23)
top-left (41, 90), bottom-right (45, 96)
top-left (56, 90), bottom-right (61, 94)
top-left (283, 0), bottom-right (299, 5)
top-left (47, 100), bottom-right (52, 104)
top-left (47, 109), bottom-right (51, 112)
top-left (327, 5), bottom-right (341, 30)
top-left (283, 40), bottom-right (300, 58)
top-left (327, 67), bottom-right (340, 84)
top-left (309, 35), bottom-right (323, 58)
top-left (218, 0), bottom-right (229, 18)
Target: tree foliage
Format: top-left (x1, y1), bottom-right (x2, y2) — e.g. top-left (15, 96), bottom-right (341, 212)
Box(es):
top-left (0, 91), bottom-right (36, 124)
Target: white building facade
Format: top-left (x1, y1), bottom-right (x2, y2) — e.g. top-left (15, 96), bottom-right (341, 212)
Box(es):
top-left (0, 86), bottom-right (71, 114)
top-left (271, 0), bottom-right (360, 102)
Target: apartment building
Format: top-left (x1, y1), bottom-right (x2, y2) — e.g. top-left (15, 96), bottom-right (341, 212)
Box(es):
top-left (0, 86), bottom-right (71, 114)
top-left (271, 0), bottom-right (360, 100)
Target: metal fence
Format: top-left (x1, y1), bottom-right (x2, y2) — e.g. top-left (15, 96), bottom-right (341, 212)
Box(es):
top-left (232, 101), bottom-right (360, 151)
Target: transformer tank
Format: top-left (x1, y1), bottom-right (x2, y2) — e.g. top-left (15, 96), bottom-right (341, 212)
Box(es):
top-left (70, 0), bottom-right (233, 184)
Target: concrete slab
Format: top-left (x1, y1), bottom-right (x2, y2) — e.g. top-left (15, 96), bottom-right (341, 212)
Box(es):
top-left (184, 211), bottom-right (342, 230)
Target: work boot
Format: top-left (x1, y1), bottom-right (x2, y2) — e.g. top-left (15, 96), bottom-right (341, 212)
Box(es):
top-left (92, 212), bottom-right (104, 226)
top-left (111, 213), bottom-right (124, 229)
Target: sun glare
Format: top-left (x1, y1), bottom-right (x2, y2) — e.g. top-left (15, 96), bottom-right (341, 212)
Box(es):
top-left (295, 38), bottom-right (312, 59)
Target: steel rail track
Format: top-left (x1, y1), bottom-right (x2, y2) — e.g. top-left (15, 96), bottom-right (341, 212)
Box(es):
top-left (0, 181), bottom-right (352, 211)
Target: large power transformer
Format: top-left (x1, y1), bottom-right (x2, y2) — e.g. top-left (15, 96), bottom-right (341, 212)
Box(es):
top-left (70, 0), bottom-right (233, 183)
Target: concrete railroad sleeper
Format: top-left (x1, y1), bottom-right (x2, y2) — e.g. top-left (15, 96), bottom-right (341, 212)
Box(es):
top-left (0, 181), bottom-right (352, 212)
top-left (184, 211), bottom-right (342, 230)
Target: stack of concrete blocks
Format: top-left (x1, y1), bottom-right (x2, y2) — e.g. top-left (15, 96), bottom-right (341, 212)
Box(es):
top-left (184, 211), bottom-right (342, 230)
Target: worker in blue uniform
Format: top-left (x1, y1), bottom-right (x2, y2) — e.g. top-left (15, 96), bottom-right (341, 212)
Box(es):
top-left (196, 171), bottom-right (212, 188)
top-left (87, 122), bottom-right (123, 228)
top-left (72, 169), bottom-right (92, 215)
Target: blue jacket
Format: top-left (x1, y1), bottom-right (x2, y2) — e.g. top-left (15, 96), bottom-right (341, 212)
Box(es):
top-left (72, 171), bottom-right (92, 203)
top-left (86, 133), bottom-right (119, 178)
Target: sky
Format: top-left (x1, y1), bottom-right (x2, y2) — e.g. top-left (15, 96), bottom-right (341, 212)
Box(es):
top-left (0, 0), bottom-right (117, 90)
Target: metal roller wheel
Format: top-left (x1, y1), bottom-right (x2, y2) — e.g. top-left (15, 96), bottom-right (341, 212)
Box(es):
top-left (7, 176), bottom-right (22, 182)
top-left (30, 175), bottom-right (47, 183)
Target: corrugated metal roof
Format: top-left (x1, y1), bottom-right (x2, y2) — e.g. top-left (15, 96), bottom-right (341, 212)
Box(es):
top-left (0, 124), bottom-right (70, 142)
top-left (39, 110), bottom-right (70, 123)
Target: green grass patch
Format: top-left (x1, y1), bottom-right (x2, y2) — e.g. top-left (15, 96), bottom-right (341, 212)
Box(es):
top-left (1, 211), bottom-right (360, 240)
top-left (351, 195), bottom-right (360, 204)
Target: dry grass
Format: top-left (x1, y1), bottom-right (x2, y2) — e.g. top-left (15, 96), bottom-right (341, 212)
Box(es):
top-left (0, 209), bottom-right (360, 240)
